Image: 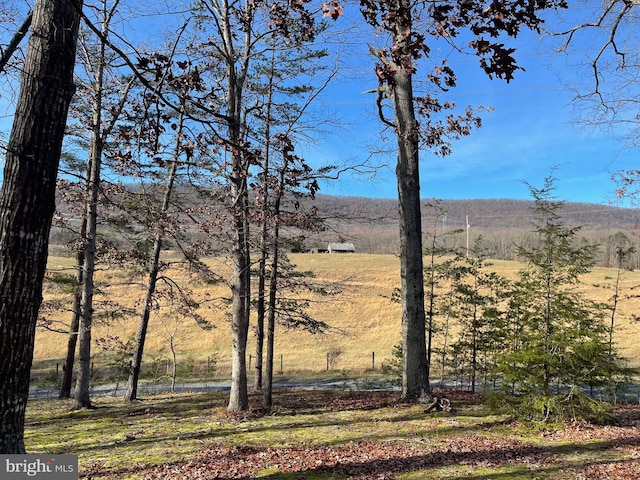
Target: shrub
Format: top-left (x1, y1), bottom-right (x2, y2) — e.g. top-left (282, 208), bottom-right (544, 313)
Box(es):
top-left (488, 388), bottom-right (617, 425)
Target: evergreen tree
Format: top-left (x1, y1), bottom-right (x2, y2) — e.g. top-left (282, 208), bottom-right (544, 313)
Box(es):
top-left (423, 200), bottom-right (462, 383)
top-left (448, 238), bottom-right (508, 393)
top-left (498, 176), bottom-right (616, 398)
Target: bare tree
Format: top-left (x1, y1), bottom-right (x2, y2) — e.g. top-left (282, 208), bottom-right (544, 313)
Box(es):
top-left (0, 10), bottom-right (32, 75)
top-left (123, 57), bottom-right (199, 400)
top-left (553, 3), bottom-right (640, 203)
top-left (554, 2), bottom-right (640, 147)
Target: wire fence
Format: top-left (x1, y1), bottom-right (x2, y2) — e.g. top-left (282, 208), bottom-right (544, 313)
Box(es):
top-left (29, 351), bottom-right (393, 398)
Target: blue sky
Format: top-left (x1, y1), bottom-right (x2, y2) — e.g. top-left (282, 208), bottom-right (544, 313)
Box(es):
top-left (1, 1), bottom-right (636, 206)
top-left (309, 5), bottom-right (638, 206)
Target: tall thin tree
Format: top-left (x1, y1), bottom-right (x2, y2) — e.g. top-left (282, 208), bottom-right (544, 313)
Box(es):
top-left (73, 0), bottom-right (135, 408)
top-left (359, 0), bottom-right (567, 402)
top-left (195, 0), bottom-right (322, 412)
top-left (124, 60), bottom-right (196, 400)
top-left (60, 0), bottom-right (133, 400)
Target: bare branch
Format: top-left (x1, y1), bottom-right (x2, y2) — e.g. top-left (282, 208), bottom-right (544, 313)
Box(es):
top-left (77, 10), bottom-right (231, 125)
top-left (0, 10), bottom-right (32, 75)
top-left (553, 0), bottom-right (634, 98)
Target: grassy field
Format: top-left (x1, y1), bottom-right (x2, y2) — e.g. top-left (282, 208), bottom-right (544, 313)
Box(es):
top-left (27, 254), bottom-right (640, 478)
top-left (33, 253), bottom-right (640, 387)
top-left (24, 389), bottom-right (640, 479)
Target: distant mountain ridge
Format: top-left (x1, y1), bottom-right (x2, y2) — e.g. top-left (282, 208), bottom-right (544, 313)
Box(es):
top-left (306, 195), bottom-right (640, 259)
top-left (312, 195), bottom-right (639, 231)
top-left (49, 190), bottom-right (639, 260)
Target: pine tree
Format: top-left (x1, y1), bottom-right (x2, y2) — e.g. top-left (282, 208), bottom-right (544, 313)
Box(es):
top-left (448, 238), bottom-right (508, 393)
top-left (423, 200), bottom-right (461, 384)
top-left (498, 176), bottom-right (616, 399)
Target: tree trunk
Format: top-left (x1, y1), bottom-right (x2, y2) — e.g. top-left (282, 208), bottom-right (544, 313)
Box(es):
top-left (255, 259), bottom-right (265, 392)
top-left (262, 153), bottom-right (286, 409)
top-left (439, 296), bottom-right (452, 388)
top-left (255, 156), bottom-right (268, 393)
top-left (228, 173), bottom-right (251, 411)
top-left (73, 132), bottom-right (101, 409)
top-left (124, 110), bottom-right (183, 401)
top-left (0, 0), bottom-right (82, 453)
top-left (470, 274), bottom-right (479, 394)
top-left (123, 268), bottom-right (160, 401)
top-left (254, 48), bottom-right (277, 392)
top-left (74, 38), bottom-right (107, 409)
top-left (60, 201), bottom-right (88, 398)
top-left (609, 253), bottom-right (622, 389)
top-left (425, 226), bottom-right (437, 386)
top-left (262, 255), bottom-right (277, 409)
top-left (170, 336), bottom-right (177, 393)
top-left (66, 3), bottom-right (132, 401)
top-left (543, 269), bottom-right (552, 396)
top-left (224, 2), bottom-right (251, 410)
top-left (393, 62), bottom-right (431, 403)
top-left (59, 217), bottom-right (85, 399)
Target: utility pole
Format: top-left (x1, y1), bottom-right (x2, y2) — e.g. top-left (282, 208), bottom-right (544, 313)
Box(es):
top-left (466, 215), bottom-right (470, 258)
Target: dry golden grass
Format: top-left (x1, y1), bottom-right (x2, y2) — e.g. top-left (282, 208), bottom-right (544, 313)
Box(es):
top-left (33, 253), bottom-right (640, 382)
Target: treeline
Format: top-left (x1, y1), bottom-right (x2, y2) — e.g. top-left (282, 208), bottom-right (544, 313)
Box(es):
top-left (309, 195), bottom-right (639, 231)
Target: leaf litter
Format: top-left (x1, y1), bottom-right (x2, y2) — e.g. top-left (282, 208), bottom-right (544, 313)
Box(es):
top-left (80, 389), bottom-right (640, 479)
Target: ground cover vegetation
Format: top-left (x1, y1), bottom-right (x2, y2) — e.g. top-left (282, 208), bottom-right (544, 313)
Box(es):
top-left (24, 389), bottom-right (640, 479)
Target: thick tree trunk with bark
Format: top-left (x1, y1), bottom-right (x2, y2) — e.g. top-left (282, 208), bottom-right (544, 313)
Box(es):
top-left (225, 82), bottom-right (251, 412)
top-left (391, 38), bottom-right (431, 403)
top-left (223, 0), bottom-right (252, 410)
top-left (0, 0), bottom-right (82, 453)
top-left (228, 171), bottom-right (251, 411)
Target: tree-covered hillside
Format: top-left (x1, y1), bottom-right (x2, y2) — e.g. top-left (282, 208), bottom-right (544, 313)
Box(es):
top-left (50, 193), bottom-right (639, 265)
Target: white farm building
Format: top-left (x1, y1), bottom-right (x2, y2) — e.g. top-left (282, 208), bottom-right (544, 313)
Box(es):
top-left (327, 242), bottom-right (355, 253)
